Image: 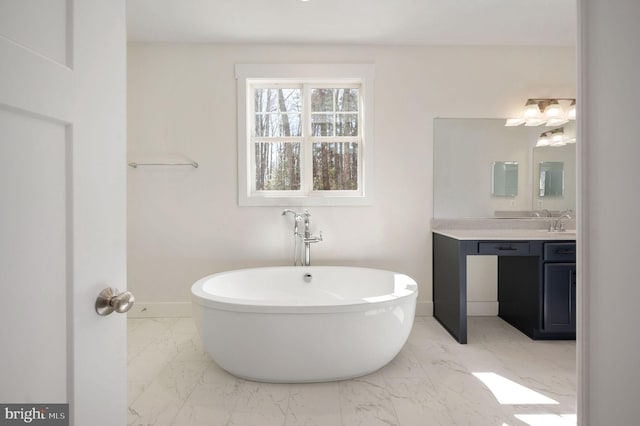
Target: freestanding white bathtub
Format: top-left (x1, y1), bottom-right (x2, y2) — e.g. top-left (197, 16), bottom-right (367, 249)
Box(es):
top-left (191, 266), bottom-right (418, 383)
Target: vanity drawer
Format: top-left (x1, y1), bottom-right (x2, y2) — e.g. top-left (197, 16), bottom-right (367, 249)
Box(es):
top-left (544, 242), bottom-right (576, 262)
top-left (478, 242), bottom-right (530, 255)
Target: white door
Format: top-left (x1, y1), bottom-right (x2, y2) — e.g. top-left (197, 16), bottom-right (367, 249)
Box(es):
top-left (0, 1), bottom-right (127, 424)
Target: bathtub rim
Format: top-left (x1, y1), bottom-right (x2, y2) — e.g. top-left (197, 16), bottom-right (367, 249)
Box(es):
top-left (191, 265), bottom-right (418, 315)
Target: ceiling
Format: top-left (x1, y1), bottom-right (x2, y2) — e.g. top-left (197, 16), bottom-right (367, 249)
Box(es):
top-left (127, 0), bottom-right (577, 46)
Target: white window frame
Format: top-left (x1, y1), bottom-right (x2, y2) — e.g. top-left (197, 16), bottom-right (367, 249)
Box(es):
top-left (236, 64), bottom-right (375, 206)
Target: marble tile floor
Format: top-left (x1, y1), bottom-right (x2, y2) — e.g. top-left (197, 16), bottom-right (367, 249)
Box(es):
top-left (127, 316), bottom-right (576, 426)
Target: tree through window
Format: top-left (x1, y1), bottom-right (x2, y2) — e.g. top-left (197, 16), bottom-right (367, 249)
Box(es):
top-left (236, 64), bottom-right (374, 206)
top-left (251, 84), bottom-right (362, 194)
top-left (253, 88), bottom-right (302, 190)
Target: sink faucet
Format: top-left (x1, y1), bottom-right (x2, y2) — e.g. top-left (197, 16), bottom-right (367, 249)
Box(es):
top-left (282, 209), bottom-right (323, 266)
top-left (534, 209), bottom-right (572, 232)
top-left (533, 209), bottom-right (557, 232)
top-left (553, 210), bottom-right (573, 232)
top-left (532, 209), bottom-right (551, 218)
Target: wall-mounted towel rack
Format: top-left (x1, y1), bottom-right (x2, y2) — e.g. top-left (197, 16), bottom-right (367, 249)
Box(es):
top-left (128, 161), bottom-right (198, 169)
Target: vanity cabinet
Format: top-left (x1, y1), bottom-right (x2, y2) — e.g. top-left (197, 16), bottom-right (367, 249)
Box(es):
top-left (542, 243), bottom-right (577, 335)
top-left (498, 240), bottom-right (576, 339)
top-left (433, 231), bottom-right (576, 343)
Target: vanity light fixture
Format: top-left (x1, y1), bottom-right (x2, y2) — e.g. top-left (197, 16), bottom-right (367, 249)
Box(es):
top-left (536, 131), bottom-right (551, 147)
top-left (550, 128), bottom-right (566, 146)
top-left (537, 127), bottom-right (570, 147)
top-left (544, 100), bottom-right (569, 126)
top-left (566, 100), bottom-right (577, 120)
top-left (506, 98), bottom-right (576, 127)
top-left (524, 99), bottom-right (543, 119)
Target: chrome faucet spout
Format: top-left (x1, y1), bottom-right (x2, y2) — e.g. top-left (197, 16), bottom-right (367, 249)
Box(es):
top-left (281, 209), bottom-right (322, 266)
top-left (553, 210), bottom-right (573, 232)
top-left (533, 209), bottom-right (551, 218)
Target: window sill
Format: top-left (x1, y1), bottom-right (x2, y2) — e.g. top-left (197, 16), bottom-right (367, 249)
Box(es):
top-left (238, 193), bottom-right (373, 207)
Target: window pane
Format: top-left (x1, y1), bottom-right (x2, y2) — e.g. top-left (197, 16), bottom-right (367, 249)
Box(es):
top-left (279, 88), bottom-right (302, 113)
top-left (312, 142), bottom-right (358, 190)
top-left (336, 88), bottom-right (359, 112)
top-left (254, 89), bottom-right (279, 113)
top-left (283, 113), bottom-right (301, 136)
top-left (336, 114), bottom-right (358, 136)
top-left (255, 113), bottom-right (277, 136)
top-left (311, 113), bottom-right (334, 136)
top-left (311, 89), bottom-right (333, 112)
top-left (255, 142), bottom-right (300, 190)
top-left (254, 88), bottom-right (301, 113)
top-left (255, 113), bottom-right (301, 137)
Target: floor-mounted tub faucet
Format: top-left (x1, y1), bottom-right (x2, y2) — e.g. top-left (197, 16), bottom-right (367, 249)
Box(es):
top-left (301, 210), bottom-right (323, 266)
top-left (282, 209), bottom-right (302, 236)
top-left (282, 209), bottom-right (323, 266)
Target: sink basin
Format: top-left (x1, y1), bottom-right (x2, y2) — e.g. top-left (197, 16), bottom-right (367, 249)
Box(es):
top-left (538, 229), bottom-right (576, 235)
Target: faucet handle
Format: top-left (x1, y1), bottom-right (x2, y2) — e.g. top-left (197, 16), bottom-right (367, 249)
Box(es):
top-left (305, 231), bottom-right (323, 243)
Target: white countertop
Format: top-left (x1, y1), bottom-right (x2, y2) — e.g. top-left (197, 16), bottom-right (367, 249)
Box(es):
top-left (433, 229), bottom-right (576, 241)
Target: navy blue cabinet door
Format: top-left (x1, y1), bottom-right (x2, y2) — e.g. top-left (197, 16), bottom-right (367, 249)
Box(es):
top-left (543, 263), bottom-right (577, 333)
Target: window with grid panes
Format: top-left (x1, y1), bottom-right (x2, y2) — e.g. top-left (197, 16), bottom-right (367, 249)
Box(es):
top-left (236, 64), bottom-right (374, 206)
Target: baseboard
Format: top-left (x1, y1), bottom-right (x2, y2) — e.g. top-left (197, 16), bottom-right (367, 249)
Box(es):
top-left (127, 302), bottom-right (192, 318)
top-left (415, 301), bottom-right (433, 316)
top-left (467, 301), bottom-right (499, 316)
top-left (130, 300), bottom-right (438, 318)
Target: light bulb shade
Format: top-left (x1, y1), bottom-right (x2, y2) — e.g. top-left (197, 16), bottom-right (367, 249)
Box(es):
top-left (546, 117), bottom-right (569, 126)
top-left (544, 100), bottom-right (565, 120)
top-left (550, 129), bottom-right (565, 144)
top-left (525, 117), bottom-right (546, 126)
top-left (505, 118), bottom-right (526, 126)
top-left (537, 134), bottom-right (550, 147)
top-left (567, 100), bottom-right (577, 120)
top-left (523, 100), bottom-right (541, 118)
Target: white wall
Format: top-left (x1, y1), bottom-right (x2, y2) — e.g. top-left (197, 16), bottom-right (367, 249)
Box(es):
top-left (127, 43), bottom-right (575, 316)
top-left (579, 0), bottom-right (640, 424)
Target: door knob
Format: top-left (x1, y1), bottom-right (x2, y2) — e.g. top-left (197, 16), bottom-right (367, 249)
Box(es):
top-left (95, 287), bottom-right (135, 316)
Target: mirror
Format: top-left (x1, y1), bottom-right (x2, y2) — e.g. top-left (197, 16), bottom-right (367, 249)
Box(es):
top-left (434, 118), bottom-right (576, 218)
top-left (532, 143), bottom-right (576, 212)
top-left (492, 161), bottom-right (518, 197)
top-left (538, 162), bottom-right (564, 197)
